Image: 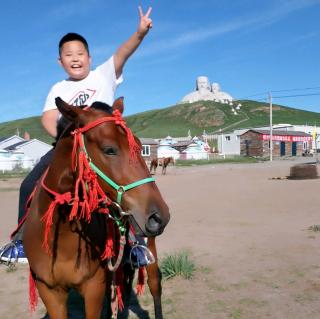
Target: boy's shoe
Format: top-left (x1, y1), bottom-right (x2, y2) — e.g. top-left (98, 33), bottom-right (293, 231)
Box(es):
top-left (128, 244), bottom-right (155, 268)
top-left (126, 231), bottom-right (155, 268)
top-left (0, 240), bottom-right (28, 264)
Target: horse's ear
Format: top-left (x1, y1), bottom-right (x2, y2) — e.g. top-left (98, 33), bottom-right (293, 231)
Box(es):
top-left (112, 97), bottom-right (124, 114)
top-left (55, 97), bottom-right (82, 121)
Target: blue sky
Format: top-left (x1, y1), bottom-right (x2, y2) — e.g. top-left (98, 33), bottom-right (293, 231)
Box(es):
top-left (1, 0), bottom-right (320, 123)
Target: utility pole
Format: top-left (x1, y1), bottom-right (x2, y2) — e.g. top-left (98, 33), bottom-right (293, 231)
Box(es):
top-left (269, 92), bottom-right (273, 162)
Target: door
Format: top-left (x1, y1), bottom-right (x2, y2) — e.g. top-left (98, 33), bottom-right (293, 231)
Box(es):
top-left (292, 142), bottom-right (297, 156)
top-left (280, 142), bottom-right (286, 156)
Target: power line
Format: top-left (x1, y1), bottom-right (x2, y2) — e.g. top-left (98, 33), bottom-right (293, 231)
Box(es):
top-left (272, 92), bottom-right (320, 99)
top-left (271, 86), bottom-right (320, 93)
top-left (238, 86), bottom-right (320, 101)
top-left (240, 91), bottom-right (269, 99)
top-left (238, 91), bottom-right (320, 101)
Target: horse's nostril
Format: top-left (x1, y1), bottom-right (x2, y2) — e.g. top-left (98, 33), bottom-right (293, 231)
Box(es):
top-left (146, 213), bottom-right (163, 234)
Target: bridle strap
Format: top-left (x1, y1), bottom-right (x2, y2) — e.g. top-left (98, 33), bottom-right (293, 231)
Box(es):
top-left (89, 160), bottom-right (155, 204)
top-left (73, 112), bottom-right (155, 204)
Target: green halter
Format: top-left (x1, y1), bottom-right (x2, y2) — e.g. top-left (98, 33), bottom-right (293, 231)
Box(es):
top-left (82, 135), bottom-right (155, 204)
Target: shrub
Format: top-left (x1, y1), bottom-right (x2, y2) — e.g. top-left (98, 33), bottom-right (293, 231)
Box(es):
top-left (160, 251), bottom-right (196, 280)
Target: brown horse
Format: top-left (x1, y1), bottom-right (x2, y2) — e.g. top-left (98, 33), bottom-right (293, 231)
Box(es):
top-left (150, 157), bottom-right (175, 175)
top-left (149, 158), bottom-right (158, 175)
top-left (160, 157), bottom-right (175, 175)
top-left (23, 97), bottom-right (170, 319)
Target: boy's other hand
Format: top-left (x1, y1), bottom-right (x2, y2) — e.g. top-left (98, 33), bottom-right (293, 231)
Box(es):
top-left (137, 6), bottom-right (152, 37)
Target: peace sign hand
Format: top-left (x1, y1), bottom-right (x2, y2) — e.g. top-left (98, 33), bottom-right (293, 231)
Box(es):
top-left (137, 6), bottom-right (153, 36)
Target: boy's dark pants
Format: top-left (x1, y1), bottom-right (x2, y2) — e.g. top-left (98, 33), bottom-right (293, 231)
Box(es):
top-left (14, 149), bottom-right (54, 241)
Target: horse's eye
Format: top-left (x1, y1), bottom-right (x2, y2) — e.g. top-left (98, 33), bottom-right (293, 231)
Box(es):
top-left (103, 146), bottom-right (117, 156)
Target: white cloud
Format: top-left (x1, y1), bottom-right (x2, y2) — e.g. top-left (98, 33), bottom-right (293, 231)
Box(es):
top-left (137, 0), bottom-right (320, 57)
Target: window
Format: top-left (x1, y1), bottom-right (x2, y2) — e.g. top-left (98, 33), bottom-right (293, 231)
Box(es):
top-left (141, 145), bottom-right (150, 157)
top-left (225, 136), bottom-right (231, 141)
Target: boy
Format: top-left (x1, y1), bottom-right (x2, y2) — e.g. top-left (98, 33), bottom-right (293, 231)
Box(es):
top-left (0, 6), bottom-right (152, 264)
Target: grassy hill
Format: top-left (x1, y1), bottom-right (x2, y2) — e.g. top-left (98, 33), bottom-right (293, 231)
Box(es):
top-left (0, 117), bottom-right (52, 144)
top-left (1, 100), bottom-right (320, 143)
top-left (125, 100), bottom-right (320, 137)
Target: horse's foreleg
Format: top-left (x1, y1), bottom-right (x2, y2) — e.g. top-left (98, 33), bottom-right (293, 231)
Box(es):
top-left (37, 281), bottom-right (68, 319)
top-left (147, 237), bottom-right (163, 319)
top-left (81, 268), bottom-right (106, 319)
top-left (149, 163), bottom-right (153, 174)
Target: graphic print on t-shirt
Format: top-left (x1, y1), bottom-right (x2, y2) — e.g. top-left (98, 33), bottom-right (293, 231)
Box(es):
top-left (68, 89), bottom-right (96, 107)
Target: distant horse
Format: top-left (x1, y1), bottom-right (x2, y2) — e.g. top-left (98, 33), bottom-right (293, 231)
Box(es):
top-left (149, 158), bottom-right (158, 175)
top-left (23, 97), bottom-right (170, 319)
top-left (149, 157), bottom-right (175, 175)
top-left (159, 157), bottom-right (175, 175)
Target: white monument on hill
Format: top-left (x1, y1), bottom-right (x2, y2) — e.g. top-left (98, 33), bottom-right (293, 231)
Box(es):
top-left (181, 76), bottom-right (233, 104)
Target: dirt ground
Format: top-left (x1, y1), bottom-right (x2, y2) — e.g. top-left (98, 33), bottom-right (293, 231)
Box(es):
top-left (1, 158), bottom-right (320, 319)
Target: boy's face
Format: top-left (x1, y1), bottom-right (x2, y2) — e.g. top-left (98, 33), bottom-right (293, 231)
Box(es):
top-left (59, 40), bottom-right (91, 80)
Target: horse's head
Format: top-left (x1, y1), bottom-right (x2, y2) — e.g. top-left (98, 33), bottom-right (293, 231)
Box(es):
top-left (55, 97), bottom-right (170, 237)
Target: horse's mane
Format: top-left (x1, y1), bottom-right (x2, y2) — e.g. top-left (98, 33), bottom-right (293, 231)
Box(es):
top-left (56, 101), bottom-right (113, 140)
top-left (90, 101), bottom-right (113, 114)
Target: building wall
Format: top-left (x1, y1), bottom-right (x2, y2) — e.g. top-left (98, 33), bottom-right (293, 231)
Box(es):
top-left (141, 144), bottom-right (158, 161)
top-left (267, 140), bottom-right (305, 157)
top-left (241, 131), bottom-right (310, 157)
top-left (240, 131), bottom-right (264, 156)
top-left (17, 141), bottom-right (53, 162)
top-left (218, 133), bottom-right (241, 155)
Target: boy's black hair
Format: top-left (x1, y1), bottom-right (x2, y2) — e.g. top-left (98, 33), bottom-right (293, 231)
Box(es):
top-left (59, 33), bottom-right (89, 55)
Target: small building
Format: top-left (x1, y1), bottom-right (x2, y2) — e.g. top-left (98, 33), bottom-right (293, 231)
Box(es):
top-left (157, 136), bottom-right (180, 159)
top-left (255, 124), bottom-right (320, 151)
top-left (240, 130), bottom-right (312, 157)
top-left (179, 137), bottom-right (210, 160)
top-left (157, 145), bottom-right (180, 159)
top-left (168, 140), bottom-right (191, 153)
top-left (0, 135), bottom-right (25, 149)
top-left (157, 135), bottom-right (211, 160)
top-left (0, 149), bottom-right (33, 171)
top-left (217, 129), bottom-right (248, 156)
top-left (5, 139), bottom-right (53, 163)
top-left (139, 138), bottom-right (158, 162)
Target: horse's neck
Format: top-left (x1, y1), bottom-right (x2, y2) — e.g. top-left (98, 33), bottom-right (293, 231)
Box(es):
top-left (47, 139), bottom-right (75, 193)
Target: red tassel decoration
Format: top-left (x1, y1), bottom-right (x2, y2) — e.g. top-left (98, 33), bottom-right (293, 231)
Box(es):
top-left (29, 271), bottom-right (38, 312)
top-left (101, 220), bottom-right (115, 260)
top-left (40, 201), bottom-right (56, 254)
top-left (136, 266), bottom-right (146, 296)
top-left (116, 285), bottom-right (124, 311)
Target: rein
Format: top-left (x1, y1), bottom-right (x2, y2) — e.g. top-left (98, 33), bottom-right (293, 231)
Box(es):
top-left (40, 109), bottom-right (154, 271)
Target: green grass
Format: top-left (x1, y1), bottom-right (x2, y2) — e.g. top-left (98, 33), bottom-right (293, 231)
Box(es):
top-left (308, 224), bottom-right (320, 232)
top-left (230, 308), bottom-right (243, 318)
top-left (0, 116), bottom-right (53, 143)
top-left (0, 187), bottom-right (20, 192)
top-left (160, 250), bottom-right (196, 280)
top-left (0, 170), bottom-right (30, 179)
top-left (126, 100), bottom-right (320, 137)
top-left (1, 99), bottom-right (319, 142)
top-left (175, 156), bottom-right (259, 166)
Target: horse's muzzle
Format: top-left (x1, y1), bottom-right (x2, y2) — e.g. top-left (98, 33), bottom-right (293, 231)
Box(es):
top-left (145, 211), bottom-right (170, 236)
top-left (129, 209), bottom-right (170, 237)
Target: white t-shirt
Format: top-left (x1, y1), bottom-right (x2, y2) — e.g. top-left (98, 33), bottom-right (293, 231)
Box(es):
top-left (43, 56), bottom-right (123, 112)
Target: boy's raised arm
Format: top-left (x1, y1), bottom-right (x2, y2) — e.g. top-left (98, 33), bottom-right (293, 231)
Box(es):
top-left (114, 6), bottom-right (152, 78)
